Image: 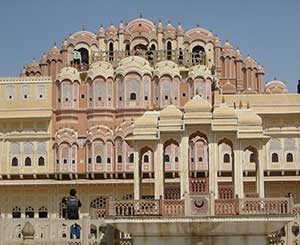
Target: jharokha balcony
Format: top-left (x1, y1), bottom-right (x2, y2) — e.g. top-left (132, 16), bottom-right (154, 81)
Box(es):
top-left (69, 49), bottom-right (209, 72)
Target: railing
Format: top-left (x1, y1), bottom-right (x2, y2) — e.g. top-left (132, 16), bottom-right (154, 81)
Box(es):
top-left (218, 184), bottom-right (234, 199)
top-left (90, 49), bottom-right (207, 68)
top-left (293, 203), bottom-right (300, 215)
top-left (189, 178), bottom-right (209, 194)
top-left (215, 198), bottom-right (292, 216)
top-left (215, 199), bottom-right (237, 216)
top-left (239, 198), bottom-right (291, 215)
top-left (109, 199), bottom-right (160, 216)
top-left (161, 199), bottom-right (185, 216)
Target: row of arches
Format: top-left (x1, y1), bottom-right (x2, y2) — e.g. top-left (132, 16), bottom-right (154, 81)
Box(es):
top-left (56, 74), bottom-right (212, 110)
top-left (12, 206), bottom-right (48, 219)
top-left (10, 142), bottom-right (47, 167)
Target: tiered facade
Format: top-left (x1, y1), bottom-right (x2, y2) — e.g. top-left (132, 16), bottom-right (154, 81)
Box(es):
top-left (0, 17), bottom-right (299, 244)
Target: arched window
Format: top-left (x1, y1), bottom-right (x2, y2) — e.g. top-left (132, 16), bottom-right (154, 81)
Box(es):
top-left (38, 157), bottom-right (45, 166)
top-left (107, 157), bottom-right (111, 164)
top-left (192, 46), bottom-right (206, 65)
top-left (175, 156), bottom-right (179, 162)
top-left (250, 153), bottom-right (255, 163)
top-left (25, 206), bottom-right (34, 218)
top-left (167, 41), bottom-right (172, 60)
top-left (12, 207), bottom-right (21, 219)
top-left (164, 154), bottom-right (170, 162)
top-left (12, 157), bottom-right (18, 166)
top-left (38, 206), bottom-right (48, 218)
top-left (286, 153), bottom-right (294, 162)
top-left (143, 155), bottom-right (149, 163)
top-left (77, 48), bottom-right (89, 65)
top-left (272, 153), bottom-right (279, 163)
top-left (130, 93), bottom-right (136, 100)
top-left (118, 155), bottom-right (122, 163)
top-left (63, 159), bottom-right (68, 164)
top-left (96, 155), bottom-right (102, 164)
top-left (109, 42), bottom-right (114, 61)
top-left (198, 157), bottom-right (203, 162)
top-left (129, 153), bottom-right (134, 163)
top-left (125, 44), bottom-right (130, 56)
top-left (25, 157), bottom-right (31, 166)
top-left (223, 153), bottom-right (230, 163)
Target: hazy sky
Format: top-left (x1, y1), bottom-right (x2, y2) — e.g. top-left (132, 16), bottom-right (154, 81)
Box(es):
top-left (0, 0), bottom-right (299, 92)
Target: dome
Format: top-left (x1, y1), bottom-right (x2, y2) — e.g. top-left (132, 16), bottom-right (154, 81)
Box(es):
top-left (107, 24), bottom-right (117, 33)
top-left (97, 25), bottom-right (105, 38)
top-left (154, 61), bottom-right (180, 78)
top-left (135, 112), bottom-right (158, 127)
top-left (126, 18), bottom-right (155, 34)
top-left (160, 105), bottom-right (183, 118)
top-left (235, 49), bottom-right (242, 59)
top-left (176, 22), bottom-right (184, 36)
top-left (213, 103), bottom-right (237, 118)
top-left (223, 41), bottom-right (233, 50)
top-left (184, 95), bottom-right (212, 113)
top-left (265, 80), bottom-right (288, 94)
top-left (48, 45), bottom-right (62, 61)
top-left (238, 110), bottom-right (262, 125)
top-left (88, 61), bottom-right (114, 80)
top-left (116, 56), bottom-right (152, 77)
top-left (40, 53), bottom-right (47, 64)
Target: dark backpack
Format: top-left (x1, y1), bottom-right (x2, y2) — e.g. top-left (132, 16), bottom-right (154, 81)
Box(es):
top-left (65, 196), bottom-right (79, 219)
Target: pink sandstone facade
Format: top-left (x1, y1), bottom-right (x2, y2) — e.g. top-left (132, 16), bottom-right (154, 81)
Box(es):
top-left (0, 17), bottom-right (299, 244)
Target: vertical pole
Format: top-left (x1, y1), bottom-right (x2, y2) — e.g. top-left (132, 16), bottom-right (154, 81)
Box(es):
top-left (154, 143), bottom-right (164, 199)
top-left (133, 146), bottom-right (141, 200)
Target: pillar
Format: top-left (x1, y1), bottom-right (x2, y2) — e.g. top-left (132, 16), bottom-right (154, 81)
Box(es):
top-left (133, 147), bottom-right (141, 200)
top-left (208, 133), bottom-right (218, 215)
top-left (180, 135), bottom-right (189, 199)
top-left (233, 140), bottom-right (244, 198)
top-left (257, 144), bottom-right (265, 198)
top-left (154, 142), bottom-right (164, 199)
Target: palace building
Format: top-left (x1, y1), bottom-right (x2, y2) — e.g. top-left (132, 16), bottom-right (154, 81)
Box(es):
top-left (0, 17), bottom-right (299, 244)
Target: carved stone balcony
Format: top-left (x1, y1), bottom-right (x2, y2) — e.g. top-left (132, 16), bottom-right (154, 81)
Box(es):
top-left (215, 197), bottom-right (293, 216)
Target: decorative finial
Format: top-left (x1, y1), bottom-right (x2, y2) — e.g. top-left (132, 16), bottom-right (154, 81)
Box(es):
top-left (178, 21), bottom-right (181, 26)
top-left (233, 102), bottom-right (236, 109)
top-left (196, 22), bottom-right (200, 27)
top-left (54, 41), bottom-right (57, 47)
top-left (82, 24), bottom-right (86, 31)
top-left (247, 101), bottom-right (250, 109)
top-left (274, 77), bottom-right (277, 80)
top-left (168, 19), bottom-right (171, 24)
top-left (239, 100), bottom-right (243, 109)
top-left (221, 96), bottom-right (225, 103)
top-left (110, 20), bottom-right (114, 26)
top-left (139, 11), bottom-right (143, 18)
top-left (125, 19), bottom-right (129, 25)
top-left (100, 23), bottom-right (103, 28)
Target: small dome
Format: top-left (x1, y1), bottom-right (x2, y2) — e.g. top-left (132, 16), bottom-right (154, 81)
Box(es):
top-left (97, 25), bottom-right (105, 38)
top-left (135, 112), bottom-right (158, 127)
top-left (107, 24), bottom-right (117, 33)
top-left (176, 22), bottom-right (184, 35)
top-left (214, 36), bottom-right (221, 46)
top-left (57, 67), bottom-right (80, 82)
top-left (223, 41), bottom-right (233, 50)
top-left (184, 95), bottom-right (212, 113)
top-left (165, 21), bottom-right (176, 32)
top-left (88, 61), bottom-right (114, 80)
top-left (48, 45), bottom-right (61, 60)
top-left (213, 103), bottom-right (236, 118)
top-left (41, 53), bottom-right (47, 64)
top-left (160, 105), bottom-right (182, 118)
top-left (236, 49), bottom-right (242, 59)
top-left (238, 111), bottom-right (262, 125)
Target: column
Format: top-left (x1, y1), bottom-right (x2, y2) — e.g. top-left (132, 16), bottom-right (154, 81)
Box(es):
top-left (257, 143), bottom-right (265, 198)
top-left (133, 147), bottom-right (141, 200)
top-left (154, 142), bottom-right (164, 199)
top-left (208, 133), bottom-right (218, 215)
top-left (233, 140), bottom-right (244, 198)
top-left (180, 135), bottom-right (189, 199)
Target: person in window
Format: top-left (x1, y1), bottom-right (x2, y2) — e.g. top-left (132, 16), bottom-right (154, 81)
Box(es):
top-left (70, 223), bottom-right (81, 239)
top-left (73, 50), bottom-right (82, 66)
top-left (63, 189), bottom-right (82, 220)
